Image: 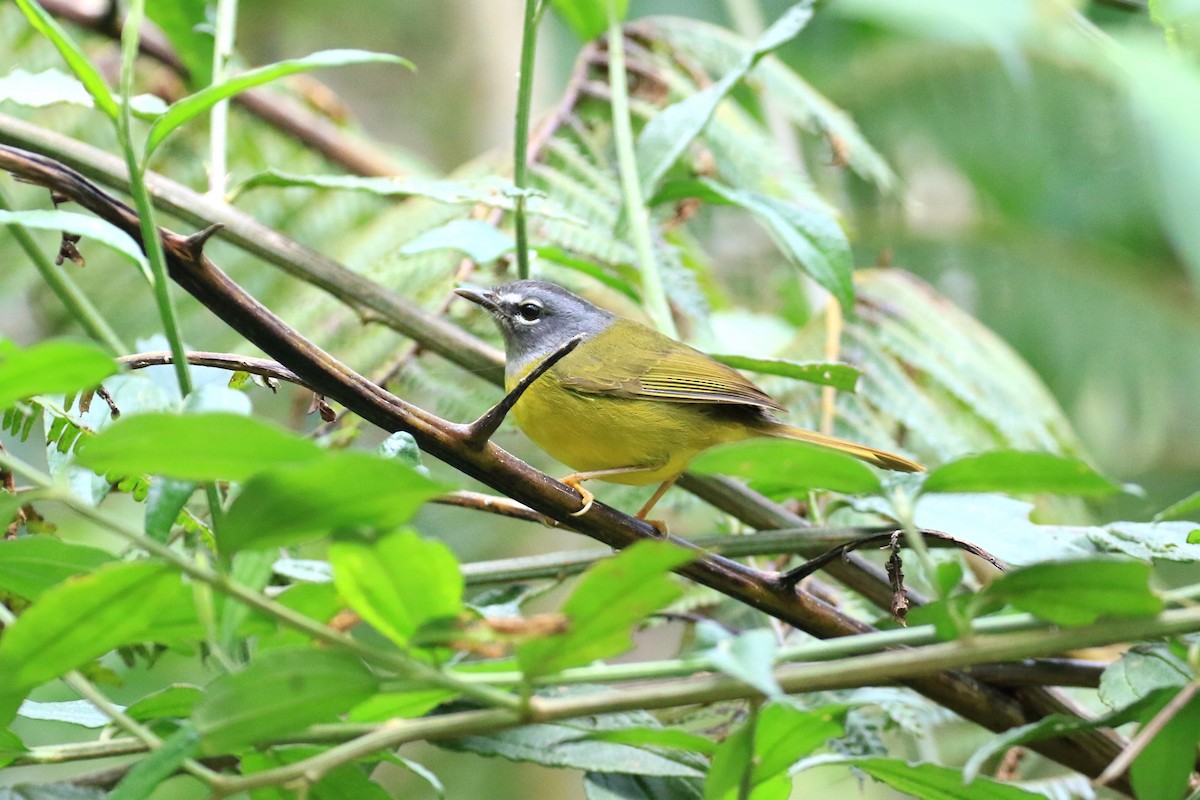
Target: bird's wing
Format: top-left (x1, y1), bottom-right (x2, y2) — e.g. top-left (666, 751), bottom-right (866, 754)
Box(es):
top-left (558, 320), bottom-right (785, 411)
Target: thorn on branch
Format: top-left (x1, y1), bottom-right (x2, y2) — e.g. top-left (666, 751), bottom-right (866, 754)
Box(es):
top-left (184, 223), bottom-right (224, 260)
top-left (461, 334), bottom-right (582, 449)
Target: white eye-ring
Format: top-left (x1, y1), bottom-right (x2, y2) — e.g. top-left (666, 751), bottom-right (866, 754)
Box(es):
top-left (516, 299), bottom-right (543, 323)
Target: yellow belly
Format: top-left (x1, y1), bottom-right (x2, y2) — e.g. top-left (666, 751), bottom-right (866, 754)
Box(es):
top-left (508, 371), bottom-right (748, 485)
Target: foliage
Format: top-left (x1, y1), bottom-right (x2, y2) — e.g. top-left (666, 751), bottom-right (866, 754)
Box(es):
top-left (0, 1), bottom-right (1198, 799)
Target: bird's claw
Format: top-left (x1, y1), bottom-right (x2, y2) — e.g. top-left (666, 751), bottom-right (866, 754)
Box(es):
top-left (569, 484), bottom-right (595, 517)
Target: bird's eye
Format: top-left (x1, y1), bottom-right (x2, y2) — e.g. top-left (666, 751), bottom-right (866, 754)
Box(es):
top-left (517, 301), bottom-right (543, 322)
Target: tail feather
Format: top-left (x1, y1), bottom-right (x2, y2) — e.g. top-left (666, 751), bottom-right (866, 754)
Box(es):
top-left (769, 424), bottom-right (924, 473)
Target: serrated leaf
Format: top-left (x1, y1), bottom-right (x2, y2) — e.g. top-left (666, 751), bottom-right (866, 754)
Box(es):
top-left (329, 529), bottom-right (462, 648)
top-left (689, 439), bottom-right (882, 497)
top-left (517, 542), bottom-right (694, 678)
top-left (922, 451), bottom-right (1119, 496)
top-left (76, 412), bottom-right (322, 481)
top-left (0, 537), bottom-right (112, 599)
top-left (549, 0), bottom-right (628, 40)
top-left (193, 646), bottom-right (378, 752)
top-left (637, 3), bottom-right (814, 196)
top-left (984, 559), bottom-right (1162, 626)
top-left (146, 50), bottom-right (413, 155)
top-left (13, 0), bottom-right (119, 119)
top-left (219, 452), bottom-right (449, 552)
top-left (0, 339), bottom-right (118, 412)
top-left (400, 219), bottom-right (514, 262)
top-left (709, 354), bottom-right (859, 392)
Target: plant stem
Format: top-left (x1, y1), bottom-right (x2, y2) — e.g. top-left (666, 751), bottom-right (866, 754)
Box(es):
top-left (606, 7), bottom-right (676, 336)
top-left (0, 189), bottom-right (128, 355)
top-left (512, 0), bottom-right (541, 280)
top-left (118, 0), bottom-right (193, 399)
top-left (208, 0), bottom-right (238, 198)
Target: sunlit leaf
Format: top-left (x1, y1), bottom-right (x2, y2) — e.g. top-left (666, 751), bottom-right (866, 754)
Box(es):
top-left (76, 412), bottom-right (322, 481)
top-left (0, 339), bottom-right (117, 412)
top-left (146, 50), bottom-right (413, 156)
top-left (193, 646), bottom-right (378, 752)
top-left (219, 451), bottom-right (449, 552)
top-left (0, 537), bottom-right (112, 599)
top-left (922, 451), bottom-right (1119, 496)
top-left (517, 541), bottom-right (694, 677)
top-left (689, 439), bottom-right (882, 497)
top-left (13, 0), bottom-right (120, 119)
top-left (328, 529), bottom-right (463, 648)
top-left (125, 685), bottom-right (203, 722)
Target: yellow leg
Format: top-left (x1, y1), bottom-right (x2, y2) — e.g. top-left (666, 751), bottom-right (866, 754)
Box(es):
top-left (634, 477), bottom-right (678, 536)
top-left (560, 465), bottom-right (662, 517)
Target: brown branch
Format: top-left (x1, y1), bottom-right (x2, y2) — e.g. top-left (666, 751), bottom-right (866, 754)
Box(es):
top-left (118, 350), bottom-right (307, 387)
top-left (37, 0), bottom-right (409, 178)
top-left (964, 659), bottom-right (1107, 689)
top-left (0, 144), bottom-right (1133, 791)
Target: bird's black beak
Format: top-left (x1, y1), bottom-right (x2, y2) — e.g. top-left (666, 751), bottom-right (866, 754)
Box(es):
top-left (454, 286), bottom-right (502, 314)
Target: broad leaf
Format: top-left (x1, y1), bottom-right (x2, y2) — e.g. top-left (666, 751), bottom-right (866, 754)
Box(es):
top-left (0, 537), bottom-right (112, 599)
top-left (517, 541), bottom-right (694, 677)
top-left (146, 50), bottom-right (413, 155)
top-left (0, 339), bottom-right (117, 412)
top-left (13, 0), bottom-right (119, 118)
top-left (922, 451), bottom-right (1119, 496)
top-left (219, 452), bottom-right (449, 552)
top-left (689, 439), bottom-right (882, 497)
top-left (1130, 687), bottom-right (1200, 800)
top-left (706, 703), bottom-right (842, 800)
top-left (193, 646), bottom-right (378, 752)
top-left (329, 529), bottom-right (463, 648)
top-left (549, 0), bottom-right (628, 41)
top-left (125, 685), bottom-right (203, 722)
top-left (1099, 644), bottom-right (1192, 710)
top-left (76, 412), bottom-right (322, 481)
top-left (709, 354), bottom-right (859, 392)
top-left (984, 559), bottom-right (1162, 626)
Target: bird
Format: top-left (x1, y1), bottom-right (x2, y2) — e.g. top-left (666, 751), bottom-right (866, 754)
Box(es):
top-left (456, 280), bottom-right (922, 524)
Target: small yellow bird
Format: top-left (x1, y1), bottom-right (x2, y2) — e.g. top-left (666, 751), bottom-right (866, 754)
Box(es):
top-left (457, 281), bottom-right (922, 521)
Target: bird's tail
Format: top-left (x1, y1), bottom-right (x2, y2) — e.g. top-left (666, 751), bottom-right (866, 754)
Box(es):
top-left (768, 424), bottom-right (924, 473)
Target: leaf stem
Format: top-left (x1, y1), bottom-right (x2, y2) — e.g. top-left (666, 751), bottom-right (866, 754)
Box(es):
top-left (0, 188), bottom-right (128, 355)
top-left (606, 8), bottom-right (676, 336)
top-left (512, 0), bottom-right (542, 280)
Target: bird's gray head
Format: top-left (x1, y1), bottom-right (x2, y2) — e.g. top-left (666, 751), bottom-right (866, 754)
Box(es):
top-left (455, 280), bottom-right (615, 369)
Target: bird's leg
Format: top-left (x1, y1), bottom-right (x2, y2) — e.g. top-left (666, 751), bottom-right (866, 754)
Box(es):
top-left (461, 335), bottom-right (583, 448)
top-left (560, 464), bottom-right (662, 517)
top-left (634, 477), bottom-right (678, 537)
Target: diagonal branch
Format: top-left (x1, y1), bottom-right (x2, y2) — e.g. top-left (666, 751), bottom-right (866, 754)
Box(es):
top-left (0, 143), bottom-right (1134, 790)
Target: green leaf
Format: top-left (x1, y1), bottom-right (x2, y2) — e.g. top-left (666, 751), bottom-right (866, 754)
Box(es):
top-left (0, 208), bottom-right (151, 283)
top-left (0, 785), bottom-right (106, 800)
top-left (0, 67), bottom-right (92, 108)
top-left (328, 529), bottom-right (463, 648)
top-left (144, 0), bottom-right (213, 87)
top-left (636, 3), bottom-right (814, 196)
top-left (13, 0), bottom-right (120, 119)
top-left (709, 355), bottom-right (859, 392)
top-left (1130, 686), bottom-right (1200, 800)
top-left (655, 179), bottom-right (853, 310)
top-left (447, 716), bottom-right (703, 778)
top-left (688, 439), bottom-right (882, 497)
top-left (585, 773), bottom-right (703, 800)
top-left (581, 728), bottom-right (718, 756)
top-left (700, 625), bottom-right (782, 699)
top-left (0, 493), bottom-right (19, 532)
top-left (0, 561), bottom-right (198, 723)
top-left (0, 339), bottom-right (117, 412)
top-left (844, 758), bottom-right (1041, 799)
top-left (1088, 521), bottom-right (1200, 563)
top-left (236, 171), bottom-right (584, 223)
top-left (0, 537), bottom-right (112, 599)
top-left (241, 747), bottom-right (392, 800)
top-left (219, 452), bottom-right (449, 552)
top-left (517, 541), bottom-right (694, 678)
top-left (1156, 489), bottom-right (1200, 522)
top-left (549, 0), bottom-right (628, 40)
top-left (76, 412), bottom-right (322, 482)
top-left (125, 685), bottom-right (203, 721)
top-left (144, 478), bottom-right (197, 542)
top-left (921, 451), bottom-right (1119, 496)
top-left (193, 646), bottom-right (378, 752)
top-left (145, 49), bottom-right (413, 156)
top-left (109, 725), bottom-right (201, 800)
top-left (0, 729), bottom-right (27, 768)
top-left (347, 688), bottom-right (458, 722)
top-left (984, 559), bottom-right (1163, 626)
top-left (219, 549), bottom-right (277, 649)
top-left (400, 219), bottom-right (514, 263)
top-left (706, 704), bottom-right (843, 800)
top-left (1099, 644), bottom-right (1192, 710)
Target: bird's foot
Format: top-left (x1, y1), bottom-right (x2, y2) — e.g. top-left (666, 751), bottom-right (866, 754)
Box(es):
top-left (561, 476), bottom-right (595, 517)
